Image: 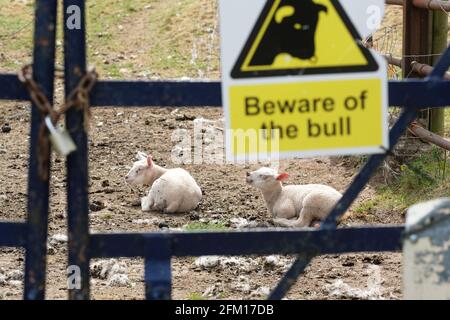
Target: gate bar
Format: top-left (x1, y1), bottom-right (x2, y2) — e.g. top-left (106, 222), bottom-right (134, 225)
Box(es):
top-left (23, 0), bottom-right (58, 300)
top-left (89, 226), bottom-right (403, 258)
top-left (63, 0), bottom-right (91, 300)
top-left (144, 235), bottom-right (172, 300)
top-left (0, 74), bottom-right (30, 101)
top-left (0, 222), bottom-right (27, 247)
top-left (88, 80), bottom-right (450, 108)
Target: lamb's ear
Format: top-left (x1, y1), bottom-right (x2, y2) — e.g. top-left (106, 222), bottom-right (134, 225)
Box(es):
top-left (136, 151), bottom-right (147, 161)
top-left (147, 155), bottom-right (153, 168)
top-left (276, 173), bottom-right (289, 181)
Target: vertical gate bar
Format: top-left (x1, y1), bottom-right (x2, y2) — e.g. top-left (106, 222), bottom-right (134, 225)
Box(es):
top-left (24, 0), bottom-right (58, 300)
top-left (269, 105), bottom-right (420, 300)
top-left (403, 0), bottom-right (432, 125)
top-left (63, 0), bottom-right (90, 300)
top-left (144, 236), bottom-right (172, 300)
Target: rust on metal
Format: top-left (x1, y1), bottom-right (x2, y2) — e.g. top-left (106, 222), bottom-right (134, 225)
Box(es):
top-left (413, 0), bottom-right (450, 11)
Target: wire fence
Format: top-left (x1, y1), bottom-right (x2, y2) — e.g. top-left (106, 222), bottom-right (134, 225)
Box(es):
top-left (371, 1), bottom-right (450, 183)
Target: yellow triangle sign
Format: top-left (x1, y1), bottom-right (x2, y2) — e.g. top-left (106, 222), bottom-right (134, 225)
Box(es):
top-left (231, 0), bottom-right (379, 79)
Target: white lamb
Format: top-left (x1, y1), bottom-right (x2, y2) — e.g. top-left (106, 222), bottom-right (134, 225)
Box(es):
top-left (126, 152), bottom-right (202, 213)
top-left (246, 167), bottom-right (342, 228)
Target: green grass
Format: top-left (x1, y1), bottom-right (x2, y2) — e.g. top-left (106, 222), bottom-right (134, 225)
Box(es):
top-left (1, 0), bottom-right (219, 78)
top-left (187, 292), bottom-right (206, 300)
top-left (354, 199), bottom-right (377, 214)
top-left (184, 221), bottom-right (228, 232)
top-left (357, 147), bottom-right (450, 215)
top-left (0, 0), bottom-right (34, 72)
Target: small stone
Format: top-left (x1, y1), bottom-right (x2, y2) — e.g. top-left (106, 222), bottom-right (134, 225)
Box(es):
top-left (189, 213), bottom-right (200, 221)
top-left (158, 222), bottom-right (169, 229)
top-left (362, 255), bottom-right (383, 265)
top-left (49, 234), bottom-right (68, 245)
top-left (194, 256), bottom-right (221, 269)
top-left (342, 256), bottom-right (356, 267)
top-left (0, 274), bottom-right (6, 285)
top-left (1, 124), bottom-right (11, 133)
top-left (90, 200), bottom-right (105, 212)
top-left (7, 270), bottom-right (23, 281)
top-left (264, 256), bottom-right (280, 269)
top-left (47, 244), bottom-right (56, 255)
top-left (8, 280), bottom-right (22, 288)
top-left (107, 274), bottom-right (130, 287)
top-left (130, 199), bottom-right (141, 207)
top-left (230, 218), bottom-right (249, 229)
top-left (54, 211), bottom-right (66, 219)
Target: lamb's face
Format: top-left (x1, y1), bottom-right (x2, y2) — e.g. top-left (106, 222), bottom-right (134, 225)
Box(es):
top-left (125, 160), bottom-right (148, 185)
top-left (246, 167), bottom-right (288, 189)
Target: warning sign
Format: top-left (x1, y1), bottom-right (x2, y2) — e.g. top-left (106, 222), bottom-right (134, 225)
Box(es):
top-left (220, 0), bottom-right (388, 161)
top-left (232, 0), bottom-right (378, 78)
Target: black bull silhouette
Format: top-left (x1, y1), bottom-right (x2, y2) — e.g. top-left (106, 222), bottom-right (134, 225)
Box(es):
top-left (250, 0), bottom-right (328, 66)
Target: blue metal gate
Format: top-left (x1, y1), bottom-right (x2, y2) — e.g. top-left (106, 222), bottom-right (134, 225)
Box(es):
top-left (1, 0), bottom-right (450, 300)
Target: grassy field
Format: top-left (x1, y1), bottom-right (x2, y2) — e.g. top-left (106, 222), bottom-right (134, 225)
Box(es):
top-left (0, 0), bottom-right (220, 78)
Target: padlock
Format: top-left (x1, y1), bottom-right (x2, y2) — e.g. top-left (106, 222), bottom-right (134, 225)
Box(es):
top-left (45, 116), bottom-right (77, 156)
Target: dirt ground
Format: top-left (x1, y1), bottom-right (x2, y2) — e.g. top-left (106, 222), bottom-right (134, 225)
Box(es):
top-left (0, 3), bottom-right (407, 300)
top-left (0, 105), bottom-right (403, 300)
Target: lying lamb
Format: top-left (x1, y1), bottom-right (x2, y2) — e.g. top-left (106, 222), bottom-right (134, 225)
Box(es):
top-left (246, 167), bottom-right (342, 228)
top-left (126, 152), bottom-right (202, 213)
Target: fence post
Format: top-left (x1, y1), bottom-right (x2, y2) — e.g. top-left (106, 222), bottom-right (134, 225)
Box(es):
top-left (430, 1), bottom-right (448, 134)
top-left (403, 198), bottom-right (450, 299)
top-left (403, 0), bottom-right (433, 127)
top-left (23, 0), bottom-right (58, 300)
top-left (63, 0), bottom-right (90, 300)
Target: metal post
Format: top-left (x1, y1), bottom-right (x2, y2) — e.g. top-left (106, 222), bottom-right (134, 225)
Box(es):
top-left (403, 0), bottom-right (433, 126)
top-left (63, 0), bottom-right (90, 300)
top-left (144, 236), bottom-right (172, 300)
top-left (24, 0), bottom-right (58, 300)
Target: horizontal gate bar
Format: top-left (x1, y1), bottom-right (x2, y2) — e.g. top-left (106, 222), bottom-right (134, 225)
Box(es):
top-left (88, 79), bottom-right (450, 108)
top-left (2, 76), bottom-right (450, 109)
top-left (90, 80), bottom-right (222, 107)
top-left (0, 74), bottom-right (30, 101)
top-left (90, 225), bottom-right (404, 258)
top-left (0, 222), bottom-right (27, 247)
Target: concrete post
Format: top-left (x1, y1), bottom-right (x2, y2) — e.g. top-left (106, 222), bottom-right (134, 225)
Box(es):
top-left (404, 198), bottom-right (450, 299)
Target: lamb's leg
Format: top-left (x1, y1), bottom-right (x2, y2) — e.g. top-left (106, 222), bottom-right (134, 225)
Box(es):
top-left (273, 206), bottom-right (315, 228)
top-left (164, 200), bottom-right (182, 213)
top-left (141, 196), bottom-right (154, 212)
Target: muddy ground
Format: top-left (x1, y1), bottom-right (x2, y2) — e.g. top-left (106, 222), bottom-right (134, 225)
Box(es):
top-left (0, 104), bottom-right (403, 300)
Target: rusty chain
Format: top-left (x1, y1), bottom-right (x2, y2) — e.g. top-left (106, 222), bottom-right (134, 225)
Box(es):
top-left (18, 64), bottom-right (98, 181)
